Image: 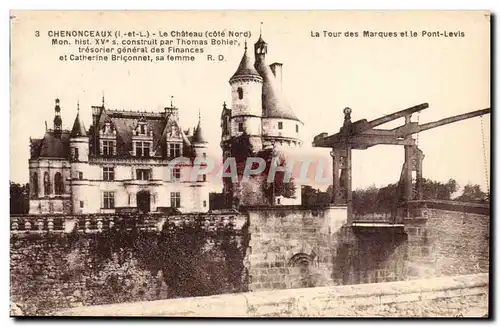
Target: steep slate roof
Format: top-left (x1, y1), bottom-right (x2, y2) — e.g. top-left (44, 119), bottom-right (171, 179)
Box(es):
top-left (31, 131), bottom-right (71, 159)
top-left (230, 45), bottom-right (261, 82)
top-left (90, 108), bottom-right (195, 159)
top-left (70, 112), bottom-right (87, 137)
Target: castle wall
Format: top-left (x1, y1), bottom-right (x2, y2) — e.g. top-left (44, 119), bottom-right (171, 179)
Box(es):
top-left (10, 213), bottom-right (248, 316)
top-left (10, 206), bottom-right (489, 315)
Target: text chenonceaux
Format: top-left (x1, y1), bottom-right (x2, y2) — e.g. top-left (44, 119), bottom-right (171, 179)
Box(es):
top-left (47, 29), bottom-right (251, 38)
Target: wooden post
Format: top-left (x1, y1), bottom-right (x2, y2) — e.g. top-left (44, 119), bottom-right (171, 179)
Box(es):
top-left (416, 148), bottom-right (423, 200)
top-left (404, 145), bottom-right (413, 203)
top-left (331, 150), bottom-right (341, 204)
top-left (346, 144), bottom-right (353, 225)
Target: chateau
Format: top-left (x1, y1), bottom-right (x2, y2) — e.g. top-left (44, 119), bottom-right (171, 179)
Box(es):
top-left (220, 34), bottom-right (304, 206)
top-left (28, 98), bottom-right (210, 215)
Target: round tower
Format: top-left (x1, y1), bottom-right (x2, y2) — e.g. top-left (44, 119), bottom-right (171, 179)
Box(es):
top-left (191, 112), bottom-right (210, 212)
top-left (229, 41), bottom-right (264, 152)
top-left (69, 102), bottom-right (90, 214)
top-left (192, 110), bottom-right (209, 158)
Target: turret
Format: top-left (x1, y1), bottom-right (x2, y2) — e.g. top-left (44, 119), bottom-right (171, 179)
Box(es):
top-left (229, 41), bottom-right (263, 151)
top-left (192, 110), bottom-right (209, 158)
top-left (69, 102), bottom-right (90, 214)
top-left (53, 98), bottom-right (62, 133)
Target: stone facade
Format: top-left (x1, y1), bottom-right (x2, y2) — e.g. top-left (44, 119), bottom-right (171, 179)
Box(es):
top-left (28, 99), bottom-right (210, 215)
top-left (246, 207), bottom-right (489, 290)
top-left (220, 35), bottom-right (303, 207)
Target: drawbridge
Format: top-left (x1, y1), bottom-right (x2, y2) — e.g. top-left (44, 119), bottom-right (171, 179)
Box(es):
top-left (312, 103), bottom-right (490, 228)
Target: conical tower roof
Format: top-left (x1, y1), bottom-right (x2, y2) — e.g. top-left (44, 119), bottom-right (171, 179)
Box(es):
top-left (192, 111), bottom-right (208, 144)
top-left (230, 42), bottom-right (262, 83)
top-left (254, 39), bottom-right (300, 122)
top-left (70, 103), bottom-right (87, 137)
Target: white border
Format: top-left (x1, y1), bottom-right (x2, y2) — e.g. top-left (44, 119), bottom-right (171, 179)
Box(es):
top-left (3, 1), bottom-right (498, 326)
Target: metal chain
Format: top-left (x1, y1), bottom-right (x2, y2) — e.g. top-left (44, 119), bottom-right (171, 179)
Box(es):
top-left (480, 116), bottom-right (490, 195)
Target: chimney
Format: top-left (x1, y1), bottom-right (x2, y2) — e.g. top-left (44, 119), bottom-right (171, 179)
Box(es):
top-left (270, 63), bottom-right (283, 91)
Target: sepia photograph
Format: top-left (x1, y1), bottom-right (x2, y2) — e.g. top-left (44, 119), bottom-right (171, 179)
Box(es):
top-left (9, 10), bottom-right (491, 318)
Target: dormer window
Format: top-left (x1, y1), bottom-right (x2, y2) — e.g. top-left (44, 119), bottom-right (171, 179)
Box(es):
top-left (135, 141), bottom-right (151, 157)
top-left (99, 120), bottom-right (117, 156)
top-left (168, 143), bottom-right (181, 158)
top-left (102, 140), bottom-right (116, 156)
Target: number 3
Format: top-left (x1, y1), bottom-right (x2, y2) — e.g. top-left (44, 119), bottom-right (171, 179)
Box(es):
top-left (35, 31), bottom-right (40, 37)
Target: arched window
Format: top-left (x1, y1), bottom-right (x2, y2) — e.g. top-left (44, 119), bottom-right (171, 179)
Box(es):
top-left (237, 87), bottom-right (244, 100)
top-left (289, 253), bottom-right (314, 288)
top-left (43, 172), bottom-right (51, 196)
top-left (32, 172), bottom-right (39, 197)
top-left (54, 172), bottom-right (64, 195)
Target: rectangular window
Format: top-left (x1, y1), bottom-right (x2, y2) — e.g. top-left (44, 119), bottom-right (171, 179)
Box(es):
top-left (170, 192), bottom-right (181, 208)
top-left (103, 167), bottom-right (115, 181)
top-left (203, 200), bottom-right (207, 208)
top-left (78, 172), bottom-right (83, 180)
top-left (80, 201), bottom-right (84, 208)
top-left (296, 124), bottom-right (299, 133)
top-left (202, 174), bottom-right (207, 182)
top-left (169, 143), bottom-right (181, 158)
top-left (103, 140), bottom-right (115, 156)
top-left (136, 142), bottom-right (151, 157)
top-left (136, 169), bottom-right (150, 180)
top-left (171, 167), bottom-right (181, 181)
top-left (278, 122), bottom-right (283, 130)
top-left (103, 192), bottom-right (115, 209)
top-left (74, 148), bottom-right (79, 161)
top-left (238, 122), bottom-right (243, 132)
top-left (136, 142), bottom-right (143, 157)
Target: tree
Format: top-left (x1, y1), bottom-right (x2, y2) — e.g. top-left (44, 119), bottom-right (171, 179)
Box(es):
top-left (456, 183), bottom-right (488, 203)
top-left (10, 182), bottom-right (29, 214)
top-left (421, 178), bottom-right (458, 200)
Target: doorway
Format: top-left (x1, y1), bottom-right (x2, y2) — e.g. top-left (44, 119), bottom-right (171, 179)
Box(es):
top-left (137, 190), bottom-right (151, 213)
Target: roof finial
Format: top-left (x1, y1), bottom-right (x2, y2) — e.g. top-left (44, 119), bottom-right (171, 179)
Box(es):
top-left (77, 100), bottom-right (80, 112)
top-left (198, 108), bottom-right (201, 120)
top-left (101, 91), bottom-right (105, 108)
top-left (45, 121), bottom-right (48, 131)
top-left (223, 101), bottom-right (227, 109)
top-left (244, 39), bottom-right (247, 51)
top-left (170, 96), bottom-right (174, 107)
top-left (260, 22), bottom-right (263, 37)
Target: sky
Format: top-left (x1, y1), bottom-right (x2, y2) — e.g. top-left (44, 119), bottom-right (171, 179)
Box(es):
top-left (10, 11), bottom-right (491, 194)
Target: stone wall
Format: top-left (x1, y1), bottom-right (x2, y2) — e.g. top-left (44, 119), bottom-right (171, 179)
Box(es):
top-left (10, 206), bottom-right (489, 316)
top-left (247, 206), bottom-right (489, 290)
top-left (246, 205), bottom-right (348, 290)
top-left (404, 208), bottom-right (490, 278)
top-left (10, 212), bottom-right (249, 316)
top-left (56, 273), bottom-right (489, 317)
